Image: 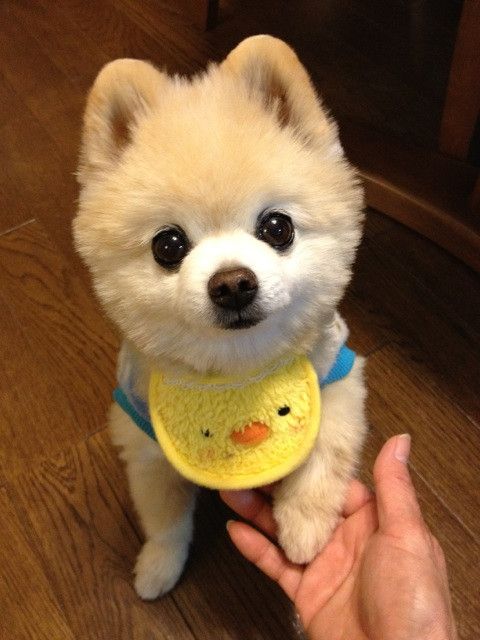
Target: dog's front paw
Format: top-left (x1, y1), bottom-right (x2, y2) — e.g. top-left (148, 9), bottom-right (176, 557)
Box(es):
top-left (134, 539), bottom-right (188, 600)
top-left (274, 499), bottom-right (339, 564)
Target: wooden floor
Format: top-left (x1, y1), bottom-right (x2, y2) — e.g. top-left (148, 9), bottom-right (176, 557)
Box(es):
top-left (0, 1), bottom-right (478, 639)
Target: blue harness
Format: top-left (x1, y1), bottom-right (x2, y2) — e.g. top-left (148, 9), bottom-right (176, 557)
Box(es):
top-left (114, 345), bottom-right (356, 442)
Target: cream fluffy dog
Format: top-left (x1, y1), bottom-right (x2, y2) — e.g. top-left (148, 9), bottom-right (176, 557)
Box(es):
top-left (73, 35), bottom-right (367, 600)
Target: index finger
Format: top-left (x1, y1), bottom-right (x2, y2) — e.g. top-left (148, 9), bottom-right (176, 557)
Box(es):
top-left (220, 489), bottom-right (277, 537)
top-left (226, 520), bottom-right (303, 600)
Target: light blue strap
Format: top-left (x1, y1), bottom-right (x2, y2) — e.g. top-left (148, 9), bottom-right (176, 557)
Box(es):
top-left (113, 387), bottom-right (156, 441)
top-left (321, 345), bottom-right (355, 387)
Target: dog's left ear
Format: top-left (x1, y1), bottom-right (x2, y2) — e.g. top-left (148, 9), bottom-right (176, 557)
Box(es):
top-left (78, 59), bottom-right (167, 184)
top-left (222, 35), bottom-right (341, 154)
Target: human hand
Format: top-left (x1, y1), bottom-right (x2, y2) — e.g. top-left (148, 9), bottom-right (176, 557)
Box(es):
top-left (221, 435), bottom-right (457, 640)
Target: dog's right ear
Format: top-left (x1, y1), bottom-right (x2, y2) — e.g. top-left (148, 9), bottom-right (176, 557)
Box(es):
top-left (222, 36), bottom-right (339, 153)
top-left (78, 59), bottom-right (166, 184)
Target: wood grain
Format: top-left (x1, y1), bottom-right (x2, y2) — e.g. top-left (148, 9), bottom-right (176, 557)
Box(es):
top-left (0, 5), bottom-right (84, 164)
top-left (367, 344), bottom-right (480, 538)
top-left (366, 212), bottom-right (480, 339)
top-left (0, 488), bottom-right (75, 640)
top-left (0, 75), bottom-right (73, 235)
top-left (0, 222), bottom-right (118, 481)
top-left (8, 431), bottom-right (197, 640)
top-left (111, 0), bottom-right (214, 70)
top-left (351, 233), bottom-right (480, 424)
top-left (7, 0), bottom-right (110, 84)
top-left (0, 8), bottom-right (84, 266)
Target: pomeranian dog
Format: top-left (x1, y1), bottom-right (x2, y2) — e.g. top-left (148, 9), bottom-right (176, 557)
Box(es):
top-left (73, 35), bottom-right (367, 600)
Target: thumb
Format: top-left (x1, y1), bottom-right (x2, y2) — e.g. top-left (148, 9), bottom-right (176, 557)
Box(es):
top-left (373, 434), bottom-right (423, 534)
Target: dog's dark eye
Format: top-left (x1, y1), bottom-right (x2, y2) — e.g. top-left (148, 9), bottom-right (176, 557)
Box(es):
top-left (256, 212), bottom-right (294, 250)
top-left (152, 226), bottom-right (190, 269)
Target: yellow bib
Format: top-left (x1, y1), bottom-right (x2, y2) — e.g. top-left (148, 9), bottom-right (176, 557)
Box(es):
top-left (149, 355), bottom-right (320, 490)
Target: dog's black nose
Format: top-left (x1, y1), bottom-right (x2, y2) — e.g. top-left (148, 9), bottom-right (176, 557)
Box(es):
top-left (208, 268), bottom-right (258, 310)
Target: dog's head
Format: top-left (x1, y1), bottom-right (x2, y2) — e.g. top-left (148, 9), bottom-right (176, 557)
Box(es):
top-left (74, 36), bottom-right (363, 374)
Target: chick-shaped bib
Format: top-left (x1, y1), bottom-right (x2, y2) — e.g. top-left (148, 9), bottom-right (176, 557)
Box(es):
top-left (149, 355), bottom-right (320, 490)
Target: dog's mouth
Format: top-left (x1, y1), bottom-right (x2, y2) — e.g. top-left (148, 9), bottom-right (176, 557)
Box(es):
top-left (215, 308), bottom-right (265, 330)
top-left (226, 315), bottom-right (261, 330)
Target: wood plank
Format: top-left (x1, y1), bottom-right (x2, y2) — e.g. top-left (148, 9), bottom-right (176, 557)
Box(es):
top-left (351, 232), bottom-right (480, 423)
top-left (0, 6), bottom-right (84, 164)
top-left (0, 75), bottom-right (73, 235)
top-left (0, 222), bottom-right (117, 481)
top-left (7, 430), bottom-right (196, 640)
top-left (360, 427), bottom-right (480, 640)
top-left (6, 0), bottom-right (110, 84)
top-left (367, 344), bottom-right (480, 538)
top-left (0, 8), bottom-right (87, 264)
top-left (105, 0), bottom-right (214, 71)
top-left (0, 488), bottom-right (75, 640)
top-left (35, 0), bottom-right (203, 72)
top-left (365, 211), bottom-right (480, 341)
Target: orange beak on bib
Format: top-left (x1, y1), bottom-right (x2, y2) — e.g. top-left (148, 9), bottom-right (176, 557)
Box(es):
top-left (230, 422), bottom-right (270, 445)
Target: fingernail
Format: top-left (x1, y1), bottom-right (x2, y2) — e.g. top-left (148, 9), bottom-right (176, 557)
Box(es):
top-left (226, 519), bottom-right (236, 531)
top-left (394, 434), bottom-right (411, 463)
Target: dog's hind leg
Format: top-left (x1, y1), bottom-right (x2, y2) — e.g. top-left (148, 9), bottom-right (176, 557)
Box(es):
top-left (109, 402), bottom-right (197, 599)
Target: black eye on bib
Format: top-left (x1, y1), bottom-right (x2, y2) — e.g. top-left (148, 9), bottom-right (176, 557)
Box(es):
top-left (201, 428), bottom-right (213, 438)
top-left (152, 225), bottom-right (190, 269)
top-left (278, 406), bottom-right (291, 416)
top-left (256, 211), bottom-right (294, 250)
